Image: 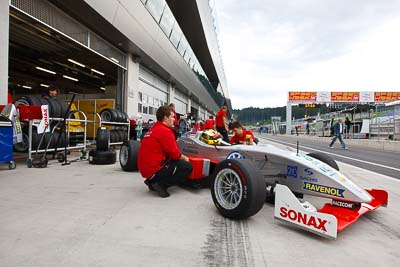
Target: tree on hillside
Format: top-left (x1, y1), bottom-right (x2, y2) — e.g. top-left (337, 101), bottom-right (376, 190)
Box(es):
top-left (232, 105), bottom-right (329, 125)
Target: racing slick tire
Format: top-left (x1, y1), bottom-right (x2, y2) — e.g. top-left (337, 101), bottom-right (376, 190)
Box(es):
top-left (119, 140), bottom-right (140, 172)
top-left (88, 149), bottom-right (116, 165)
top-left (211, 159), bottom-right (266, 219)
top-left (96, 127), bottom-right (110, 151)
top-left (307, 152), bottom-right (339, 171)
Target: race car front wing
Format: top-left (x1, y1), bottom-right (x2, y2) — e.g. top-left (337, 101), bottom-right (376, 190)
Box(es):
top-left (274, 184), bottom-right (388, 239)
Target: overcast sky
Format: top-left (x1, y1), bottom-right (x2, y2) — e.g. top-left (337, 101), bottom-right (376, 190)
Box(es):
top-left (212, 0), bottom-right (400, 109)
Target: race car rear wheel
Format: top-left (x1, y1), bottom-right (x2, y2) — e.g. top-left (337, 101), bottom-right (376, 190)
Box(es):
top-left (119, 140), bottom-right (140, 172)
top-left (211, 159), bottom-right (266, 219)
top-left (307, 152), bottom-right (339, 170)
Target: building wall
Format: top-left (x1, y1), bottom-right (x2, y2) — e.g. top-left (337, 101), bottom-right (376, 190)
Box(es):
top-left (0, 1), bottom-right (9, 104)
top-left (83, 0), bottom-right (219, 112)
top-left (196, 0), bottom-right (229, 99)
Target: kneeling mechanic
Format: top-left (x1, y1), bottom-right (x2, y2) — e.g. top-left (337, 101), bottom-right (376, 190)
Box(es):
top-left (138, 105), bottom-right (193, 198)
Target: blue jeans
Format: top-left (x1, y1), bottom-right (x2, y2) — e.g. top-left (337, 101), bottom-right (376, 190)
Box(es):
top-left (329, 133), bottom-right (346, 148)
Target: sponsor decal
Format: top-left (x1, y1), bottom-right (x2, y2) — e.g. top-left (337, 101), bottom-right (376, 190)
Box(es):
top-left (299, 176), bottom-right (318, 182)
top-left (299, 168), bottom-right (317, 182)
top-left (304, 168), bottom-right (314, 176)
top-left (319, 166), bottom-right (334, 174)
top-left (287, 165), bottom-right (298, 178)
top-left (331, 199), bottom-right (359, 210)
top-left (311, 160), bottom-right (321, 166)
top-left (279, 207), bottom-right (328, 232)
top-left (227, 151), bottom-right (245, 159)
top-left (303, 156), bottom-right (313, 161)
top-left (303, 182), bottom-right (345, 197)
top-left (339, 177), bottom-right (346, 182)
top-left (287, 166), bottom-right (317, 182)
top-left (37, 105), bottom-right (50, 134)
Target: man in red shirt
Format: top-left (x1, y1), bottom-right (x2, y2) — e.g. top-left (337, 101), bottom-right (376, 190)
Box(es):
top-left (215, 104), bottom-right (229, 142)
top-left (229, 121), bottom-right (255, 145)
top-left (204, 115), bottom-right (215, 130)
top-left (138, 105), bottom-right (192, 197)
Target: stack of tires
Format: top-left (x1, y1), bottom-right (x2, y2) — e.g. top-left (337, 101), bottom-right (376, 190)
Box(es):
top-left (15, 95), bottom-right (69, 119)
top-left (110, 129), bottom-right (128, 143)
top-left (99, 108), bottom-right (129, 143)
top-left (89, 127), bottom-right (116, 165)
top-left (99, 108), bottom-right (129, 123)
top-left (14, 95), bottom-right (70, 152)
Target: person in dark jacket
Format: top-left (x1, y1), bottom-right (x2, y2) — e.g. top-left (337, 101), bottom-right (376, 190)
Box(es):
top-left (138, 105), bottom-right (193, 198)
top-left (329, 118), bottom-right (347, 149)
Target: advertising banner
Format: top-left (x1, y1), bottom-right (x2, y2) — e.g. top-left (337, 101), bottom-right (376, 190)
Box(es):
top-left (317, 91), bottom-right (331, 102)
top-left (331, 92), bottom-right (360, 102)
top-left (288, 92), bottom-right (317, 102)
top-left (374, 92), bottom-right (400, 102)
top-left (359, 92), bottom-right (374, 102)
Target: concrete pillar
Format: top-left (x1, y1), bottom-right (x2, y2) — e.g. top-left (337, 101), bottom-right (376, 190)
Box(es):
top-left (187, 97), bottom-right (191, 114)
top-left (198, 106), bottom-right (202, 120)
top-left (168, 83), bottom-right (175, 104)
top-left (125, 55), bottom-right (140, 120)
top-left (0, 1), bottom-right (9, 104)
top-left (286, 101), bottom-right (292, 135)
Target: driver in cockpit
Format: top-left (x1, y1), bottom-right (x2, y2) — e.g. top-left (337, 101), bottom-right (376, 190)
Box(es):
top-left (200, 129), bottom-right (224, 145)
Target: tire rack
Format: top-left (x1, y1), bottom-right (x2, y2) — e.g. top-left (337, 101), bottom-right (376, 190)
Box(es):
top-left (90, 112), bottom-right (130, 146)
top-left (26, 110), bottom-right (88, 167)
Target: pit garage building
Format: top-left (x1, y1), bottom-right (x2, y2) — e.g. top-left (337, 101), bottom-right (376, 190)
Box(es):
top-left (0, 0), bottom-right (230, 121)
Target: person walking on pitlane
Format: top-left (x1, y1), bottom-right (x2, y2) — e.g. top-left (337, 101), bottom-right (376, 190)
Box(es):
top-left (138, 105), bottom-right (193, 198)
top-left (329, 118), bottom-right (348, 149)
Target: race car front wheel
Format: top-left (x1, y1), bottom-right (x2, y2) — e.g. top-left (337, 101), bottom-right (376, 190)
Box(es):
top-left (211, 159), bottom-right (266, 219)
top-left (119, 140), bottom-right (140, 172)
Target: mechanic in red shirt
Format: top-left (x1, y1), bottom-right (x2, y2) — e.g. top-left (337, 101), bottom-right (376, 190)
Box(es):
top-left (229, 121), bottom-right (255, 145)
top-left (138, 105), bottom-right (193, 198)
top-left (204, 115), bottom-right (215, 130)
top-left (215, 104), bottom-right (229, 142)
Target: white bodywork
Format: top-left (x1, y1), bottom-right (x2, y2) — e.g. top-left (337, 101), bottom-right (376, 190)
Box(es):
top-left (178, 133), bottom-right (373, 204)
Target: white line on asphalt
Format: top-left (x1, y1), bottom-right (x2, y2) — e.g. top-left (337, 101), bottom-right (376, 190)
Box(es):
top-left (261, 137), bottom-right (400, 173)
top-left (339, 161), bottom-right (400, 183)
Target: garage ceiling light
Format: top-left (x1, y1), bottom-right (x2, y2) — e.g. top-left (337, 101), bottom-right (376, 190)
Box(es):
top-left (68, 59), bottom-right (86, 68)
top-left (36, 67), bottom-right (56, 75)
top-left (91, 68), bottom-right (105, 76)
top-left (40, 84), bottom-right (50, 88)
top-left (62, 75), bottom-right (79, 82)
top-left (110, 57), bottom-right (119, 63)
top-left (22, 85), bottom-right (32, 89)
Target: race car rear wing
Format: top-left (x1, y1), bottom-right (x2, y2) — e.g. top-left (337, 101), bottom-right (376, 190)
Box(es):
top-left (274, 184), bottom-right (388, 239)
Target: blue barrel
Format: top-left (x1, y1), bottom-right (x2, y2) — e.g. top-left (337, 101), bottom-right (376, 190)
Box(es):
top-left (0, 120), bottom-right (13, 163)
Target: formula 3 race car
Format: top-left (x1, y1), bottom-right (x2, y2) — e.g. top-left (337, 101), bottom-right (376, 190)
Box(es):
top-left (119, 131), bottom-right (388, 239)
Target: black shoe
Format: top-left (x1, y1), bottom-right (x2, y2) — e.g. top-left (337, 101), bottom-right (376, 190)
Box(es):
top-left (151, 182), bottom-right (170, 198)
top-left (144, 179), bottom-right (155, 191)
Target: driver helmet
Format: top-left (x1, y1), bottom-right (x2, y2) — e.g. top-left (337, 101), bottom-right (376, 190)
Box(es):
top-left (200, 129), bottom-right (223, 145)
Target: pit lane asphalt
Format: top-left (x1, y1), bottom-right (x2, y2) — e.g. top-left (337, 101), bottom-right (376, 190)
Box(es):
top-left (256, 134), bottom-right (400, 179)
top-left (0, 142), bottom-right (399, 267)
